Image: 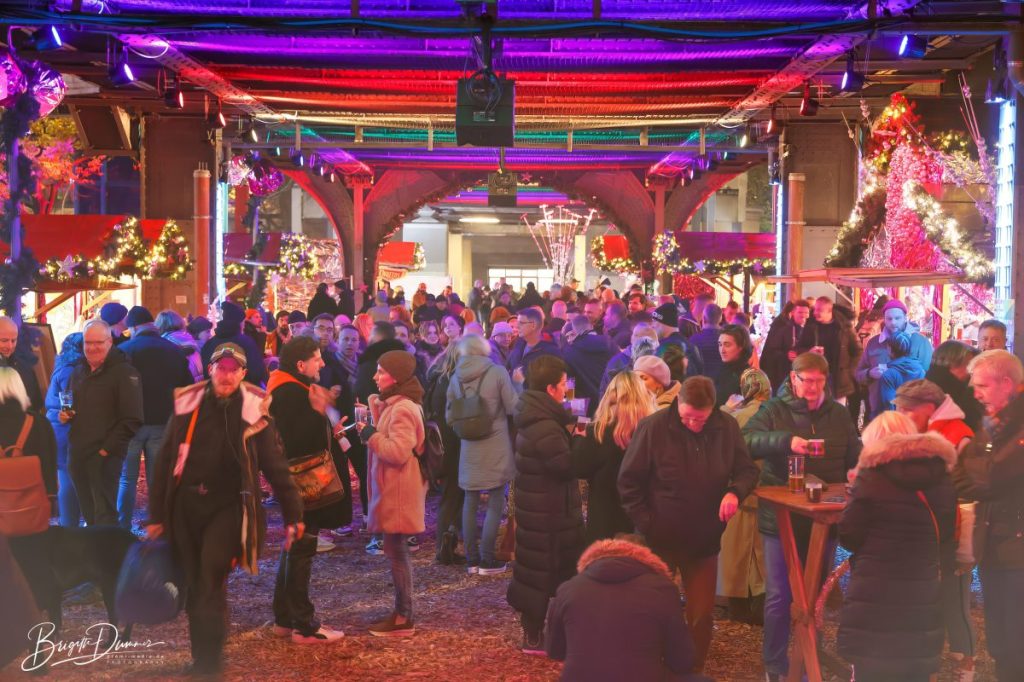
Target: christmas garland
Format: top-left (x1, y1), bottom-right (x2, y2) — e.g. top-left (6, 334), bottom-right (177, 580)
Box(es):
top-left (412, 243), bottom-right (426, 272)
top-left (824, 184), bottom-right (887, 267)
top-left (39, 216), bottom-right (192, 282)
top-left (225, 230), bottom-right (319, 308)
top-left (902, 180), bottom-right (993, 282)
top-left (590, 235), bottom-right (639, 275)
top-left (653, 232), bottom-right (776, 276)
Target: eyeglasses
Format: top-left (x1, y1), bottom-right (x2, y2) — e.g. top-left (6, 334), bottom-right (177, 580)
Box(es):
top-left (681, 416), bottom-right (709, 427)
top-left (794, 374), bottom-right (826, 387)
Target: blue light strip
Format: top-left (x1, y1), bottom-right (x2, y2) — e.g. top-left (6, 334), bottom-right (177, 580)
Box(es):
top-left (775, 183), bottom-right (785, 273)
top-left (215, 181), bottom-right (228, 300)
top-left (995, 100), bottom-right (1015, 314)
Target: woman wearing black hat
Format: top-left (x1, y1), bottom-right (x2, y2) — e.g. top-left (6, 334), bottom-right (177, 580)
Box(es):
top-left (355, 350), bottom-right (426, 637)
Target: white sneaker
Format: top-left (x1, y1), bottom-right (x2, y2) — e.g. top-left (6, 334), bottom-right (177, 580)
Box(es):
top-left (316, 535), bottom-right (336, 553)
top-left (291, 625), bottom-right (345, 644)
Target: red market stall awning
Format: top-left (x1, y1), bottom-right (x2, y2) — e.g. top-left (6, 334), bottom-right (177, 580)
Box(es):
top-left (378, 241), bottom-right (417, 268)
top-left (675, 232), bottom-right (776, 261)
top-left (223, 232), bottom-right (283, 265)
top-left (0, 214), bottom-right (167, 261)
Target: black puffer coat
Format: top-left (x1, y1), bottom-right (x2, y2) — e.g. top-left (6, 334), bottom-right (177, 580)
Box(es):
top-left (619, 403), bottom-right (758, 559)
top-left (354, 339), bottom-right (406, 403)
top-left (571, 424), bottom-right (634, 544)
top-left (926, 364), bottom-right (983, 433)
top-left (838, 432), bottom-right (957, 679)
top-left (742, 379), bottom-right (860, 540)
top-left (507, 390), bottom-right (585, 623)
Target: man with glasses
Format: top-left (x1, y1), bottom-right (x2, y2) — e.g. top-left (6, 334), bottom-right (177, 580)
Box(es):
top-left (741, 352), bottom-right (861, 682)
top-left (507, 307), bottom-right (560, 386)
top-left (619, 376), bottom-right (758, 674)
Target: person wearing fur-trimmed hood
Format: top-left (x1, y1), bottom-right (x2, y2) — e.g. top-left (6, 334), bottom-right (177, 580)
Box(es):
top-left (838, 412), bottom-right (956, 682)
top-left (545, 537), bottom-right (711, 682)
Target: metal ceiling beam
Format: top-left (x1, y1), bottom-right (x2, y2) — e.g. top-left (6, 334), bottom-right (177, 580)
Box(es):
top-left (230, 140), bottom-right (768, 155)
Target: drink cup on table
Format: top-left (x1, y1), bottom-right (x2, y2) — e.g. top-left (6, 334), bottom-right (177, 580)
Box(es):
top-left (788, 454), bottom-right (806, 493)
top-left (806, 481), bottom-right (823, 503)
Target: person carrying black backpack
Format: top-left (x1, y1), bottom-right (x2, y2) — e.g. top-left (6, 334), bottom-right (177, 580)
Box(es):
top-left (424, 343), bottom-right (465, 566)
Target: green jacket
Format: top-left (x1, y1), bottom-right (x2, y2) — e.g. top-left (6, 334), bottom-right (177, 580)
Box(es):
top-left (742, 380), bottom-right (861, 538)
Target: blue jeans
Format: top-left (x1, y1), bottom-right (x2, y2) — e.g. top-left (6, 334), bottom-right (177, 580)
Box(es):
top-left (462, 485), bottom-right (506, 565)
top-left (118, 424), bottom-right (166, 529)
top-left (382, 533), bottom-right (413, 619)
top-left (57, 465), bottom-right (81, 528)
top-left (979, 565), bottom-right (1024, 681)
top-left (762, 532), bottom-right (837, 676)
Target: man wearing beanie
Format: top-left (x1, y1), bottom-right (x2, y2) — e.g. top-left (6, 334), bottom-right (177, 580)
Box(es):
top-left (100, 301), bottom-right (130, 346)
top-left (651, 301), bottom-right (704, 378)
top-left (118, 306), bottom-right (194, 529)
top-left (200, 301), bottom-right (268, 387)
top-left (855, 298), bottom-right (933, 420)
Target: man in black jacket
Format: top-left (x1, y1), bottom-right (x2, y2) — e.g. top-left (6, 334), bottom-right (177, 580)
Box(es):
top-left (117, 306), bottom-right (194, 530)
top-left (200, 301), bottom-right (267, 387)
top-left (651, 302), bottom-right (704, 378)
top-left (741, 352), bottom-right (860, 682)
top-left (62, 319), bottom-right (143, 526)
top-left (954, 350), bottom-right (1024, 682)
top-left (146, 343), bottom-right (302, 675)
top-left (760, 300), bottom-right (810, 393)
top-left (618, 376), bottom-right (758, 674)
top-left (562, 315), bottom-right (613, 417)
top-left (267, 336), bottom-right (347, 644)
top-left (0, 316), bottom-right (43, 410)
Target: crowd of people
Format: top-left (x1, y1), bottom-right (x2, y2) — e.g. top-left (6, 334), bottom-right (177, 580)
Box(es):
top-left (0, 274), bottom-right (1021, 681)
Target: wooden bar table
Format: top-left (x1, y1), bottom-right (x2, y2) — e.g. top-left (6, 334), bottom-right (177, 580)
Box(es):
top-left (755, 485), bottom-right (849, 682)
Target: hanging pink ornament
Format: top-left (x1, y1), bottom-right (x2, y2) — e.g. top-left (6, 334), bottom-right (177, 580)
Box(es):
top-left (0, 51), bottom-right (28, 108)
top-left (247, 163), bottom-right (284, 196)
top-left (227, 156), bottom-right (252, 186)
top-left (26, 61), bottom-right (66, 117)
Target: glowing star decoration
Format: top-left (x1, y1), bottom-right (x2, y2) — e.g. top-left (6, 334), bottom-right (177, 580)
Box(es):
top-left (56, 254), bottom-right (76, 278)
top-left (521, 204), bottom-right (596, 287)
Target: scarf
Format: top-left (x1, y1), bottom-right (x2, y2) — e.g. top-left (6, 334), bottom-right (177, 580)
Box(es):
top-left (338, 351), bottom-right (359, 385)
top-left (380, 375), bottom-right (425, 405)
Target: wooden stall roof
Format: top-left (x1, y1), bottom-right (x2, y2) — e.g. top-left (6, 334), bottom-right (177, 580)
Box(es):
top-left (767, 268), bottom-right (964, 288)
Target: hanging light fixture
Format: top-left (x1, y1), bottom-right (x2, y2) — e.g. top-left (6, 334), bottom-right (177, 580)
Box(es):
top-left (27, 26), bottom-right (63, 51)
top-left (799, 83), bottom-right (819, 117)
top-left (164, 74), bottom-right (184, 109)
top-left (108, 46), bottom-right (136, 87)
top-left (899, 34), bottom-right (928, 59)
top-left (208, 99), bottom-right (226, 129)
top-left (840, 54), bottom-right (865, 92)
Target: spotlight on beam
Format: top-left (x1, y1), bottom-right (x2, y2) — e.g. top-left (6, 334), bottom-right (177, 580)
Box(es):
top-left (985, 77), bottom-right (1010, 104)
top-left (738, 127), bottom-right (750, 148)
top-left (290, 150), bottom-right (305, 167)
top-left (164, 77), bottom-right (184, 109)
top-left (108, 49), bottom-right (136, 87)
top-left (840, 55), bottom-right (865, 92)
top-left (799, 84), bottom-right (819, 117)
top-left (28, 26), bottom-right (63, 51)
top-left (899, 34), bottom-right (928, 59)
top-left (241, 121), bottom-right (259, 144)
top-left (208, 103), bottom-right (226, 129)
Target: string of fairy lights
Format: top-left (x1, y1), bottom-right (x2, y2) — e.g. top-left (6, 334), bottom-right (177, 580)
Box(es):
top-left (41, 217), bottom-right (193, 282)
top-left (652, 233), bottom-right (776, 276)
top-left (223, 233), bottom-right (318, 280)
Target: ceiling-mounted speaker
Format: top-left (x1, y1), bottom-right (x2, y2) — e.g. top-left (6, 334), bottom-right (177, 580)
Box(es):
top-left (456, 73), bottom-right (515, 147)
top-left (488, 171), bottom-right (517, 207)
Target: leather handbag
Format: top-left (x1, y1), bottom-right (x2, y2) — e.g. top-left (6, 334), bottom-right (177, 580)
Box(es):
top-left (287, 430), bottom-right (345, 510)
top-left (0, 415), bottom-right (50, 537)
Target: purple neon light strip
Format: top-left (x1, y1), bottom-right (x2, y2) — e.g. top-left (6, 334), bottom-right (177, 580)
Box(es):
top-left (107, 0), bottom-right (858, 21)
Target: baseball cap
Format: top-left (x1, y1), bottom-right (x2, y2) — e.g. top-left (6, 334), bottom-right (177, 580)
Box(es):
top-left (893, 379), bottom-right (945, 408)
top-left (210, 342), bottom-right (247, 368)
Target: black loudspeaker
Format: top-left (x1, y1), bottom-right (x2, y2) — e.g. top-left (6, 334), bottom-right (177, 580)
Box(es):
top-left (456, 74), bottom-right (515, 147)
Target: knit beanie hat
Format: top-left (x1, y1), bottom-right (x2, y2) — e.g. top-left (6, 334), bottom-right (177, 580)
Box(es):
top-left (124, 305), bottom-right (154, 328)
top-left (378, 350), bottom-right (417, 384)
top-left (100, 302), bottom-right (128, 325)
top-left (633, 355), bottom-right (671, 388)
top-left (651, 302), bottom-right (678, 329)
top-left (882, 299), bottom-right (908, 315)
top-left (221, 301), bottom-right (245, 325)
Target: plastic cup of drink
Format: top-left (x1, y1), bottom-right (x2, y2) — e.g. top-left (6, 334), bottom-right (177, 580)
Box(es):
top-left (59, 390), bottom-right (73, 411)
top-left (808, 439), bottom-right (825, 458)
top-left (565, 377), bottom-right (576, 401)
top-left (788, 454), bottom-right (806, 493)
top-left (354, 405), bottom-right (370, 426)
top-left (806, 481), bottom-right (823, 503)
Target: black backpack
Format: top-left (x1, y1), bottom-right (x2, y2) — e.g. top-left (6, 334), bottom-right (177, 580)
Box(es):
top-left (445, 367), bottom-right (494, 441)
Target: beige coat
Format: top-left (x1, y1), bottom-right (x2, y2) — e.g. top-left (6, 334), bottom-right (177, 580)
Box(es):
top-left (366, 393), bottom-right (427, 534)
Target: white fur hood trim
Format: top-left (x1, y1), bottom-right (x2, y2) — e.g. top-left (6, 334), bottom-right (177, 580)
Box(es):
top-left (857, 431), bottom-right (957, 473)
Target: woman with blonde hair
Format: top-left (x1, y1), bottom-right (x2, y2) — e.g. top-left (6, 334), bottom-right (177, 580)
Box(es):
top-left (718, 368), bottom-right (772, 624)
top-left (571, 370), bottom-right (657, 543)
top-left (838, 410), bottom-right (956, 682)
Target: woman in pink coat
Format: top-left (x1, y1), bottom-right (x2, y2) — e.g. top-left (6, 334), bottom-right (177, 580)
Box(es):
top-left (356, 350), bottom-right (426, 637)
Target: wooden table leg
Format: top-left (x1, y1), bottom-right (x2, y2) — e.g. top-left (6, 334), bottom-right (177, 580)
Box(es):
top-left (775, 506), bottom-right (824, 682)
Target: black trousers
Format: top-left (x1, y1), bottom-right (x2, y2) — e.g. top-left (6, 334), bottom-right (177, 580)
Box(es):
top-left (172, 489), bottom-right (241, 670)
top-left (434, 435), bottom-right (464, 552)
top-left (272, 527), bottom-right (319, 635)
top-left (346, 440), bottom-right (368, 516)
top-left (68, 453), bottom-right (123, 526)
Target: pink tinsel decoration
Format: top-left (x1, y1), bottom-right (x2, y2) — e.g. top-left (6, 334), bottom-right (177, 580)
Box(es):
top-left (885, 144), bottom-right (944, 270)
